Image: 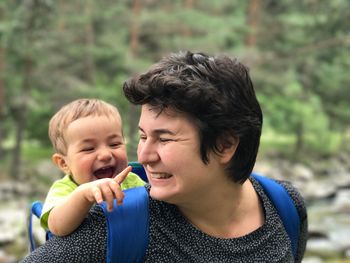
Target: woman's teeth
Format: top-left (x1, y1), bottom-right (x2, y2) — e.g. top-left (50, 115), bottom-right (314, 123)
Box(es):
top-left (151, 173), bottom-right (172, 179)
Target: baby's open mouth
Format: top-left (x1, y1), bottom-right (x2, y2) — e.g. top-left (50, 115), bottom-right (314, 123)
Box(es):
top-left (94, 166), bottom-right (115, 179)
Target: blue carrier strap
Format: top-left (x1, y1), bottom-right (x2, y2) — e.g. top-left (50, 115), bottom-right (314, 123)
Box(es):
top-left (100, 186), bottom-right (149, 263)
top-left (28, 201), bottom-right (44, 252)
top-left (252, 173), bottom-right (300, 259)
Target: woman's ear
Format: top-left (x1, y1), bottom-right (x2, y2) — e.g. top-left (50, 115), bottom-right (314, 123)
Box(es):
top-left (52, 153), bottom-right (70, 174)
top-left (217, 135), bottom-right (239, 164)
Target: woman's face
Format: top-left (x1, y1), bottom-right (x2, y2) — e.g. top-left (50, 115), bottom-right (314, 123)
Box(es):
top-left (137, 104), bottom-right (222, 205)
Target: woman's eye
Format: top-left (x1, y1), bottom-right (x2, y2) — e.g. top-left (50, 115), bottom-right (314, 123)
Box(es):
top-left (139, 135), bottom-right (147, 141)
top-left (159, 138), bottom-right (173, 143)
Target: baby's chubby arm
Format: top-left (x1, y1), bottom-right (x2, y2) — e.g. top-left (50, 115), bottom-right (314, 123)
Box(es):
top-left (47, 166), bottom-right (132, 236)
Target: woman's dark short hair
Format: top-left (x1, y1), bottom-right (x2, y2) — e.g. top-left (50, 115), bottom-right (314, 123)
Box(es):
top-left (123, 51), bottom-right (263, 184)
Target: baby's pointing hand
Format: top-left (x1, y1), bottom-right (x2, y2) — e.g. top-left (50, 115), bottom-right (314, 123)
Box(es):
top-left (92, 166), bottom-right (132, 212)
top-left (113, 165), bottom-right (132, 185)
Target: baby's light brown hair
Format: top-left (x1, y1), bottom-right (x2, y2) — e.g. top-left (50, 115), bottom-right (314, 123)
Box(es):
top-left (49, 98), bottom-right (122, 155)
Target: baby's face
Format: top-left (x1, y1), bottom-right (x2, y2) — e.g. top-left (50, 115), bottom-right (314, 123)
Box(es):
top-left (63, 115), bottom-right (128, 185)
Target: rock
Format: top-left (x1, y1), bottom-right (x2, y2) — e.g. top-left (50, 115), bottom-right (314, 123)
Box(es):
top-left (332, 189), bottom-right (350, 213)
top-left (0, 182), bottom-right (31, 201)
top-left (329, 227), bottom-right (350, 251)
top-left (0, 250), bottom-right (17, 263)
top-left (34, 160), bottom-right (61, 182)
top-left (298, 180), bottom-right (336, 200)
top-left (306, 238), bottom-right (341, 258)
top-left (0, 207), bottom-right (26, 245)
top-left (292, 164), bottom-right (314, 182)
top-left (302, 256), bottom-right (324, 263)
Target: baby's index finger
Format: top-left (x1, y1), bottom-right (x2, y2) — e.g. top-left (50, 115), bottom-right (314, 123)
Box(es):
top-left (93, 186), bottom-right (103, 204)
top-left (113, 166), bottom-right (132, 184)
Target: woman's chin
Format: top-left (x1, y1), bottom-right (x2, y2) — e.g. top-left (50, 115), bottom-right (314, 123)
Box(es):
top-left (149, 187), bottom-right (175, 202)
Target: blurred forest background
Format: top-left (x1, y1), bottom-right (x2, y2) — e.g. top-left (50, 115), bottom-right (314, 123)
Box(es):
top-left (0, 0), bottom-right (349, 262)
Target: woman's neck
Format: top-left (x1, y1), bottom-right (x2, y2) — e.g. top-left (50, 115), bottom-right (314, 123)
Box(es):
top-left (177, 179), bottom-right (264, 239)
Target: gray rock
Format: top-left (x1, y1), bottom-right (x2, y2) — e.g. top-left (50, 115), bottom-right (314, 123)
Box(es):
top-left (302, 256), bottom-right (324, 263)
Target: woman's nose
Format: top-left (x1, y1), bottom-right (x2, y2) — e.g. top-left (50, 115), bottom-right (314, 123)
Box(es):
top-left (137, 140), bottom-right (159, 164)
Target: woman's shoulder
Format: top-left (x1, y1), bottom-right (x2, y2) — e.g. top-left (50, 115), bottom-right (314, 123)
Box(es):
top-left (251, 175), bottom-right (307, 220)
top-left (276, 179), bottom-right (307, 219)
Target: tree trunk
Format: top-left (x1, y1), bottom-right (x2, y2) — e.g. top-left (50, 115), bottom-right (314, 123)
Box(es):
top-left (0, 7), bottom-right (5, 159)
top-left (293, 121), bottom-right (304, 161)
top-left (130, 0), bottom-right (141, 58)
top-left (10, 57), bottom-right (32, 179)
top-left (84, 0), bottom-right (96, 83)
top-left (245, 0), bottom-right (261, 47)
top-left (293, 63), bottom-right (311, 160)
top-left (11, 111), bottom-right (25, 179)
top-left (127, 0), bottom-right (142, 160)
top-left (181, 0), bottom-right (193, 37)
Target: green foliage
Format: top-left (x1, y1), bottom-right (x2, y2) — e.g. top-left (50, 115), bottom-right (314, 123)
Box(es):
top-left (87, 73), bottom-right (131, 113)
top-left (21, 142), bottom-right (53, 164)
top-left (1, 0), bottom-right (349, 168)
top-left (25, 95), bottom-right (53, 147)
top-left (258, 73), bottom-right (335, 158)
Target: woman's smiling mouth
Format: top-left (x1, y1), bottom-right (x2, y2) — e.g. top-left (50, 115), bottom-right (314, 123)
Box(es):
top-left (150, 173), bottom-right (172, 179)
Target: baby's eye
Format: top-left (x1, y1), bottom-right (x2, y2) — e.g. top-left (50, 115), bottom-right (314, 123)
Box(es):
top-left (110, 142), bottom-right (122, 148)
top-left (81, 147), bottom-right (94, 152)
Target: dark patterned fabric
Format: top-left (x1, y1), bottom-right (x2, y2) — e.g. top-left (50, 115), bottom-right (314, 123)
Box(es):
top-left (22, 178), bottom-right (307, 263)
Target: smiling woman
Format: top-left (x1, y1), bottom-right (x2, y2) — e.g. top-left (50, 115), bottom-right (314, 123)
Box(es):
top-left (22, 52), bottom-right (307, 263)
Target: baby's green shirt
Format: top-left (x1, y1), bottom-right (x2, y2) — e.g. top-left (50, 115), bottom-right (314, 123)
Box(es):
top-left (40, 172), bottom-right (145, 229)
